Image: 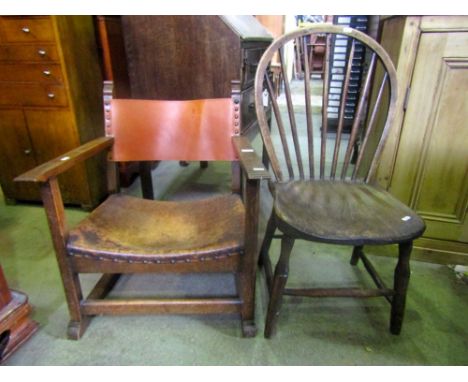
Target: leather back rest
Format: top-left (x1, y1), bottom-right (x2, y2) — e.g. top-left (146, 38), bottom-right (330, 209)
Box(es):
top-left (105, 98), bottom-right (237, 162)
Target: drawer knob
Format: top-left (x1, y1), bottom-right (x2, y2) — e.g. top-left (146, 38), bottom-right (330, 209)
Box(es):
top-left (47, 92), bottom-right (55, 99)
top-left (37, 49), bottom-right (47, 57)
top-left (24, 149), bottom-right (32, 155)
top-left (21, 27), bottom-right (30, 33)
top-left (43, 70), bottom-right (51, 77)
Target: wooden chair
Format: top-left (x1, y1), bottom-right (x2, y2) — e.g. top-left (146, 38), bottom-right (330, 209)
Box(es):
top-left (254, 25), bottom-right (426, 338)
top-left (15, 81), bottom-right (269, 340)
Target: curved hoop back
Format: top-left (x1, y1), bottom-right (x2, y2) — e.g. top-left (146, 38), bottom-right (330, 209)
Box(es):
top-left (254, 24), bottom-right (398, 183)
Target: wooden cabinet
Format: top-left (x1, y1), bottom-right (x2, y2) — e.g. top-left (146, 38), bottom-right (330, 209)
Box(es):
top-left (0, 265), bottom-right (38, 363)
top-left (0, 16), bottom-right (107, 209)
top-left (374, 16), bottom-right (468, 264)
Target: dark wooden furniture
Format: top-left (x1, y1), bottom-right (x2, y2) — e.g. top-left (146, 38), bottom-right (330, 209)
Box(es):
top-left (15, 81), bottom-right (270, 340)
top-left (98, 16), bottom-right (271, 134)
top-left (0, 16), bottom-right (106, 209)
top-left (96, 16), bottom-right (272, 191)
top-left (369, 16), bottom-right (468, 265)
top-left (254, 25), bottom-right (426, 338)
top-left (0, 265), bottom-right (38, 363)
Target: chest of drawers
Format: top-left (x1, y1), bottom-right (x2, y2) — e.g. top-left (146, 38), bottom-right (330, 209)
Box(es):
top-left (0, 16), bottom-right (106, 209)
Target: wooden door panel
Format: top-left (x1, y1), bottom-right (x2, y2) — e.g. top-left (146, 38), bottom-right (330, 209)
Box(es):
top-left (24, 109), bottom-right (89, 204)
top-left (0, 109), bottom-right (40, 201)
top-left (390, 32), bottom-right (468, 243)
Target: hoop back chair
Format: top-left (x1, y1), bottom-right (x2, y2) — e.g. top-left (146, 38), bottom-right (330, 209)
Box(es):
top-left (15, 80), bottom-right (269, 339)
top-left (254, 25), bottom-right (426, 338)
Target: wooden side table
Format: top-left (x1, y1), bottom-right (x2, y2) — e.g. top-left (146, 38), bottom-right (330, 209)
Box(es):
top-left (0, 265), bottom-right (38, 364)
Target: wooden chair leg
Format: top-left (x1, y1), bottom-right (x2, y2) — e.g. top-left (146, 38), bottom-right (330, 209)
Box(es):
top-left (258, 213), bottom-right (276, 292)
top-left (139, 161), bottom-right (154, 200)
top-left (238, 177), bottom-right (261, 338)
top-left (40, 179), bottom-right (89, 340)
top-left (350, 245), bottom-right (363, 265)
top-left (390, 240), bottom-right (412, 335)
top-left (62, 271), bottom-right (90, 340)
top-left (264, 235), bottom-right (294, 338)
top-left (237, 272), bottom-right (257, 338)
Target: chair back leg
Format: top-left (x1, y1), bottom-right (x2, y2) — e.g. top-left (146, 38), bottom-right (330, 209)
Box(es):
top-left (350, 245), bottom-right (363, 266)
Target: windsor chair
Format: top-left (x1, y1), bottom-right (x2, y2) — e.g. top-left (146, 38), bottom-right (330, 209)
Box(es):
top-left (15, 81), bottom-right (269, 339)
top-left (255, 25), bottom-right (425, 338)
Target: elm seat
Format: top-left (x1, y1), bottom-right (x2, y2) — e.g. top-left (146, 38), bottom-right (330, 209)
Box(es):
top-left (274, 181), bottom-right (425, 245)
top-left (67, 194), bottom-right (245, 262)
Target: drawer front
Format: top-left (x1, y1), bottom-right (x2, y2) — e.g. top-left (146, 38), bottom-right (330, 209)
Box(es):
top-left (0, 44), bottom-right (59, 62)
top-left (0, 63), bottom-right (63, 83)
top-left (241, 87), bottom-right (257, 132)
top-left (241, 47), bottom-right (265, 89)
top-left (0, 83), bottom-right (68, 107)
top-left (0, 17), bottom-right (55, 43)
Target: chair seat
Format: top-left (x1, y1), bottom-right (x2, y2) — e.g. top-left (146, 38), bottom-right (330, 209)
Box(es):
top-left (273, 180), bottom-right (425, 245)
top-left (67, 194), bottom-right (245, 263)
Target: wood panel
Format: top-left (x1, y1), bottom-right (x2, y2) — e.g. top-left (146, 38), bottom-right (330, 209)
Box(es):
top-left (390, 32), bottom-right (468, 244)
top-left (370, 16), bottom-right (421, 187)
top-left (121, 16), bottom-right (241, 100)
top-left (0, 110), bottom-right (40, 201)
top-left (371, 16), bottom-right (468, 264)
top-left (24, 109), bottom-right (89, 204)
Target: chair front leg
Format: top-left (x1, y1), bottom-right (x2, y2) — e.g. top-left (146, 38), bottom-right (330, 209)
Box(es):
top-left (41, 178), bottom-right (88, 339)
top-left (238, 177), bottom-right (261, 337)
top-left (264, 235), bottom-right (295, 338)
top-left (390, 240), bottom-right (412, 335)
top-left (258, 211), bottom-right (276, 292)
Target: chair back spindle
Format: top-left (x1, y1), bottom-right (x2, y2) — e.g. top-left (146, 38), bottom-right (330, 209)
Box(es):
top-left (255, 25), bottom-right (397, 184)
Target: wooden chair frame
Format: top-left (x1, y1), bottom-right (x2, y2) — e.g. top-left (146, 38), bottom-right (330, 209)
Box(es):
top-left (15, 81), bottom-right (270, 339)
top-left (254, 25), bottom-right (425, 338)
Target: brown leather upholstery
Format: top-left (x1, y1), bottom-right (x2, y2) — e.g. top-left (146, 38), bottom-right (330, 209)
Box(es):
top-left (108, 98), bottom-right (237, 161)
top-left (67, 193), bottom-right (245, 262)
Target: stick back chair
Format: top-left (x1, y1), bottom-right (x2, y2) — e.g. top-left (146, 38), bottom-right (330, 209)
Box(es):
top-left (254, 25), bottom-right (426, 338)
top-left (15, 81), bottom-right (269, 339)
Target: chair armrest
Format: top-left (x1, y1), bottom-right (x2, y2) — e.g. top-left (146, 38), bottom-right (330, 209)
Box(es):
top-left (15, 136), bottom-right (114, 183)
top-left (232, 136), bottom-right (270, 180)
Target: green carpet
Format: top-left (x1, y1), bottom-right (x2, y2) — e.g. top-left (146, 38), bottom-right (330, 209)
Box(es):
top-left (1, 158), bottom-right (467, 366)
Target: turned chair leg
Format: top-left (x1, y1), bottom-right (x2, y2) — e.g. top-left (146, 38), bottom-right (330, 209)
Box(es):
top-left (350, 245), bottom-right (363, 266)
top-left (264, 235), bottom-right (294, 338)
top-left (258, 213), bottom-right (276, 293)
top-left (390, 240), bottom-right (412, 335)
top-left (258, 213), bottom-right (276, 267)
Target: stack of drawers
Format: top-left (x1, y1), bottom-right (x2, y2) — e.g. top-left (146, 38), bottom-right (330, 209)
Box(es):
top-left (0, 16), bottom-right (106, 209)
top-left (327, 15), bottom-right (369, 133)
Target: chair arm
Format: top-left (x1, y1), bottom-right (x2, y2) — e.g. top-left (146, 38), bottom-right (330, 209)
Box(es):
top-left (15, 137), bottom-right (114, 183)
top-left (232, 136), bottom-right (270, 180)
